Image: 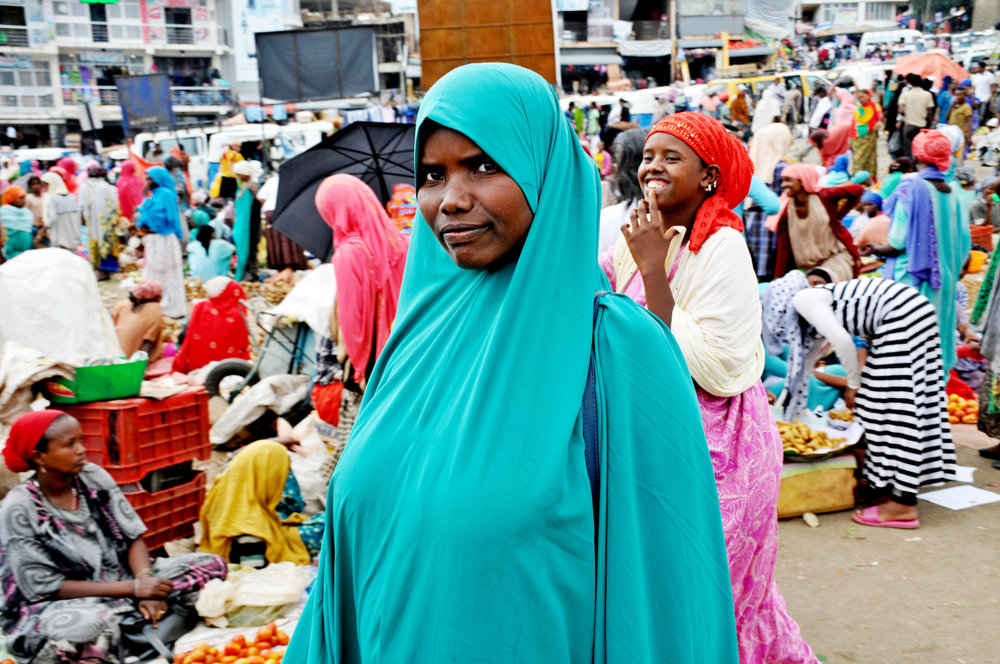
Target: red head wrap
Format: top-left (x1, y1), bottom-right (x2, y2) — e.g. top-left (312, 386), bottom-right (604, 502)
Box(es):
top-left (912, 129), bottom-right (953, 171)
top-left (3, 410), bottom-right (66, 473)
top-left (645, 112), bottom-right (753, 253)
top-left (2, 186), bottom-right (25, 206)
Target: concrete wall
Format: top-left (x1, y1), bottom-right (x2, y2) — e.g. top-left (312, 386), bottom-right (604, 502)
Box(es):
top-left (972, 0), bottom-right (999, 31)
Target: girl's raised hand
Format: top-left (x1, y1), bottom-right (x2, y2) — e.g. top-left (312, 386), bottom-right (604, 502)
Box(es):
top-left (623, 190), bottom-right (670, 276)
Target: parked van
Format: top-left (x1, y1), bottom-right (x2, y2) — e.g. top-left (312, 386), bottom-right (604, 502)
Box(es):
top-left (133, 127), bottom-right (215, 187)
top-left (708, 71), bottom-right (829, 117)
top-left (132, 121), bottom-right (333, 188)
top-left (204, 121), bottom-right (333, 184)
top-left (858, 29), bottom-right (923, 55)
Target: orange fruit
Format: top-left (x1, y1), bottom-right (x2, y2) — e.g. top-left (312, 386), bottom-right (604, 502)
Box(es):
top-left (275, 631), bottom-right (290, 646)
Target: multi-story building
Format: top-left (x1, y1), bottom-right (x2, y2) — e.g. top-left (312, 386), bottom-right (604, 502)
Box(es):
top-left (557, 0), bottom-right (777, 92)
top-left (799, 0), bottom-right (910, 31)
top-left (0, 0), bottom-right (247, 147)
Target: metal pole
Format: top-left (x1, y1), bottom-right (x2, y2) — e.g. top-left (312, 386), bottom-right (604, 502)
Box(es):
top-left (669, 0), bottom-right (677, 83)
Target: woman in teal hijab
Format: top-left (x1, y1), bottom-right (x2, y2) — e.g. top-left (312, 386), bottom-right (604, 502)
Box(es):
top-left (286, 63), bottom-right (737, 663)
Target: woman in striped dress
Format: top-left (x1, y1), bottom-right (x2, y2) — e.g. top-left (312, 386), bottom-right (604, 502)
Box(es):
top-left (764, 274), bottom-right (956, 528)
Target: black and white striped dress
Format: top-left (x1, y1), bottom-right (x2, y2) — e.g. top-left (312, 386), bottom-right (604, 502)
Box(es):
top-left (823, 278), bottom-right (957, 494)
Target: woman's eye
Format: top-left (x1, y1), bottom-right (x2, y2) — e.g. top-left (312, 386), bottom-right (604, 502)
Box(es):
top-left (475, 160), bottom-right (499, 175)
top-left (421, 170), bottom-right (444, 184)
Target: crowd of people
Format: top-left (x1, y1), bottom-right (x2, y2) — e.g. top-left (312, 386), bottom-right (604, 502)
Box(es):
top-left (1, 51), bottom-right (1000, 662)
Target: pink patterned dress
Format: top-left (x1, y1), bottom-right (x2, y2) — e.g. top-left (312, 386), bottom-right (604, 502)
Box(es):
top-left (600, 247), bottom-right (817, 663)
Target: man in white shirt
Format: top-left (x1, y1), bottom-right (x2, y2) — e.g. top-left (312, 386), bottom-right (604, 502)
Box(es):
top-left (973, 63), bottom-right (996, 123)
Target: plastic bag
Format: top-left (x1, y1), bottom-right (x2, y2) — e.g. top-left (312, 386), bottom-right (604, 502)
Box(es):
top-left (195, 563), bottom-right (313, 628)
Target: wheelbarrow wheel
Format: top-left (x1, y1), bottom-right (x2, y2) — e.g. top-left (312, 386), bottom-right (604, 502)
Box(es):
top-left (204, 358), bottom-right (256, 401)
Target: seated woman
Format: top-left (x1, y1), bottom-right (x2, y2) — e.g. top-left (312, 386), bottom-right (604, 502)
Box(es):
top-left (172, 276), bottom-right (250, 374)
top-left (771, 163), bottom-right (862, 282)
top-left (110, 280), bottom-right (166, 363)
top-left (1, 410), bottom-right (226, 663)
top-left (186, 224), bottom-right (236, 282)
top-left (198, 439), bottom-right (317, 566)
top-left (286, 64), bottom-right (737, 662)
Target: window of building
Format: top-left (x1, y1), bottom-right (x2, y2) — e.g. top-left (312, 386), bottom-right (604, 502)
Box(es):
top-left (54, 22), bottom-right (70, 36)
top-left (866, 2), bottom-right (894, 21)
top-left (819, 2), bottom-right (858, 24)
top-left (0, 71), bottom-right (13, 86)
top-left (0, 5), bottom-right (26, 26)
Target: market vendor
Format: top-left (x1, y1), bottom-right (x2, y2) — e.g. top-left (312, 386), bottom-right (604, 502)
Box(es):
top-left (0, 410), bottom-right (227, 663)
top-left (762, 273), bottom-right (956, 529)
top-left (172, 276), bottom-right (251, 374)
top-left (198, 439), bottom-right (318, 566)
top-left (110, 279), bottom-right (166, 363)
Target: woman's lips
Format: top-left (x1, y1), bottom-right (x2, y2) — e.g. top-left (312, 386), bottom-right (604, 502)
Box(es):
top-left (441, 224), bottom-right (489, 245)
top-left (646, 180), bottom-right (668, 191)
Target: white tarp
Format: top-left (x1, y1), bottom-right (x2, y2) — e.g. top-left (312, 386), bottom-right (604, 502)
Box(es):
top-left (0, 249), bottom-right (122, 364)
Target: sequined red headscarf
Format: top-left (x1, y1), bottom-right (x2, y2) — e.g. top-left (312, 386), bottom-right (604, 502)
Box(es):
top-left (646, 112), bottom-right (753, 253)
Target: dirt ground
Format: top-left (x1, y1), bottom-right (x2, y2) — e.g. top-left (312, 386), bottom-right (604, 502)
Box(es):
top-left (775, 424), bottom-right (1000, 664)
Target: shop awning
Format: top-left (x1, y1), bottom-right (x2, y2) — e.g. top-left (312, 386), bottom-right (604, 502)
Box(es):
top-left (728, 45), bottom-right (774, 57)
top-left (559, 47), bottom-right (624, 66)
top-left (618, 39), bottom-right (671, 58)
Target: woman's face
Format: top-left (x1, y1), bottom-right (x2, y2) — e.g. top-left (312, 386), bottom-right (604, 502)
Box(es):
top-left (29, 180), bottom-right (43, 195)
top-left (780, 176), bottom-right (804, 198)
top-left (417, 126), bottom-right (533, 271)
top-left (638, 132), bottom-right (712, 214)
top-left (146, 175), bottom-right (156, 190)
top-left (856, 90), bottom-right (870, 105)
top-left (33, 417), bottom-right (87, 475)
top-left (861, 201), bottom-right (879, 217)
top-left (11, 193), bottom-right (26, 207)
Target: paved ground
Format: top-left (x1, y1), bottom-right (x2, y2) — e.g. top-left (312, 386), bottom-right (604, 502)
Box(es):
top-left (776, 425), bottom-right (999, 664)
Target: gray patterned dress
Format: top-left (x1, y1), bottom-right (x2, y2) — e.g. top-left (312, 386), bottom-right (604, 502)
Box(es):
top-left (0, 464), bottom-right (226, 663)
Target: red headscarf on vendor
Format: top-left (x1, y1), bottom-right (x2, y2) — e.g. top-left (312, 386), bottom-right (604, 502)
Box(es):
top-left (912, 129), bottom-right (953, 172)
top-left (3, 410), bottom-right (66, 473)
top-left (645, 112), bottom-right (753, 253)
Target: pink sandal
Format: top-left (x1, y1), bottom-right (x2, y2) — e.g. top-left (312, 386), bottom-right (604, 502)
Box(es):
top-left (851, 505), bottom-right (920, 529)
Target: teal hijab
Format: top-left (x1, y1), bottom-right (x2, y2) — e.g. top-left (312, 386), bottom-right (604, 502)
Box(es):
top-left (286, 63), bottom-right (737, 663)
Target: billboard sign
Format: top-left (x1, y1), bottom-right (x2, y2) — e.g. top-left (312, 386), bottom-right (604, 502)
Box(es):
top-left (114, 73), bottom-right (175, 133)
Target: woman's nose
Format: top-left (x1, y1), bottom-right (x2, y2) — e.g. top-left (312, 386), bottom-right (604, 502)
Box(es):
top-left (440, 178), bottom-right (473, 215)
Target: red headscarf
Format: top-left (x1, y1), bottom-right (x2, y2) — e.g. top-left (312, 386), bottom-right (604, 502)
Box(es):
top-left (645, 112), bottom-right (753, 253)
top-left (314, 174), bottom-right (409, 382)
top-left (117, 162), bottom-right (146, 221)
top-left (172, 278), bottom-right (251, 374)
top-left (912, 129), bottom-right (953, 171)
top-left (48, 165), bottom-right (77, 195)
top-left (2, 185), bottom-right (25, 206)
top-left (3, 410), bottom-right (65, 473)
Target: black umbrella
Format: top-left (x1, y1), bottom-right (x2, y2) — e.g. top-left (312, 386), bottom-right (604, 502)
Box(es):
top-left (272, 121), bottom-right (416, 261)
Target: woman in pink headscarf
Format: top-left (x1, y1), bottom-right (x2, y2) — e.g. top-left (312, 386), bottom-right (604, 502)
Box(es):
top-left (770, 163), bottom-right (862, 281)
top-left (314, 174), bottom-right (409, 388)
top-left (55, 157), bottom-right (79, 196)
top-left (117, 162), bottom-right (145, 222)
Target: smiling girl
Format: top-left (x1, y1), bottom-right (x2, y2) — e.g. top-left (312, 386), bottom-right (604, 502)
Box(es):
top-left (607, 112), bottom-right (818, 663)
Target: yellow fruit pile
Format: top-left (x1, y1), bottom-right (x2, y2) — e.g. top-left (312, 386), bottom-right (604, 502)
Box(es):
top-left (828, 409), bottom-right (855, 422)
top-left (947, 394), bottom-right (978, 424)
top-left (777, 419), bottom-right (847, 455)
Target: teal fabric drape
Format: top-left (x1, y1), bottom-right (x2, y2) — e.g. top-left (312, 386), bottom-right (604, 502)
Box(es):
top-left (285, 63), bottom-right (737, 663)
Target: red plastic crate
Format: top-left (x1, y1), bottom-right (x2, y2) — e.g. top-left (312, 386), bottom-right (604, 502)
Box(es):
top-left (123, 470), bottom-right (206, 551)
top-left (59, 388), bottom-right (211, 484)
top-left (970, 225), bottom-right (993, 252)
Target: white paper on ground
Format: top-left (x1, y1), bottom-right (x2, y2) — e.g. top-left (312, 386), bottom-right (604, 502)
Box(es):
top-left (919, 485), bottom-right (1000, 510)
top-left (953, 465), bottom-right (977, 484)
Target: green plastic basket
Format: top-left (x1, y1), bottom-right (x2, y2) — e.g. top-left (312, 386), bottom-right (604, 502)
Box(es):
top-left (42, 358), bottom-right (148, 404)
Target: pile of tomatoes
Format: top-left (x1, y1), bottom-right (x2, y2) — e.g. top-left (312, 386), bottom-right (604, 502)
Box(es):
top-left (173, 622), bottom-right (290, 664)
